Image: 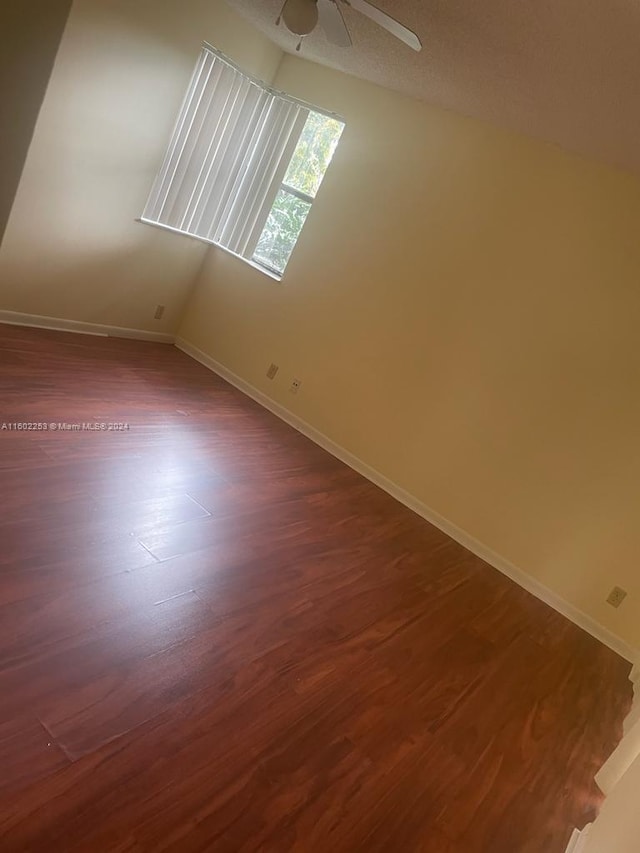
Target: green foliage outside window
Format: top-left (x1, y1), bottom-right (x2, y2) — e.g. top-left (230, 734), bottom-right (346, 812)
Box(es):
top-left (284, 111), bottom-right (344, 197)
top-left (253, 189), bottom-right (311, 273)
top-left (253, 111), bottom-right (344, 274)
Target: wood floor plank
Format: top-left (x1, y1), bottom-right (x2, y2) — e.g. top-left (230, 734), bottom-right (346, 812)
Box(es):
top-left (0, 323), bottom-right (633, 852)
top-left (0, 591), bottom-right (215, 719)
top-left (0, 715), bottom-right (70, 797)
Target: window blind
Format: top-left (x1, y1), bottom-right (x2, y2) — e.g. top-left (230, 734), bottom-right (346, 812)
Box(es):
top-left (143, 47), bottom-right (309, 257)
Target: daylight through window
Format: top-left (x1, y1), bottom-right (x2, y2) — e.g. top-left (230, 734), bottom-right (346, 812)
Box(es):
top-left (142, 46), bottom-right (344, 277)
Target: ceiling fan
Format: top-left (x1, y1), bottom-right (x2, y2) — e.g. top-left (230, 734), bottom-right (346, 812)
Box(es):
top-left (276, 0), bottom-right (422, 52)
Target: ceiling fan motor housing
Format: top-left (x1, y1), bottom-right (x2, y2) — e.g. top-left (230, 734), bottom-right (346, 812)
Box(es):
top-left (282, 0), bottom-right (319, 36)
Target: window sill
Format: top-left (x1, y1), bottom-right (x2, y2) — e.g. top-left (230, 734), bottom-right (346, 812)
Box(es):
top-left (136, 218), bottom-right (283, 282)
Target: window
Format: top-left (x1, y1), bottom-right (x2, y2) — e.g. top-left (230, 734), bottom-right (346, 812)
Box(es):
top-left (142, 46), bottom-right (344, 277)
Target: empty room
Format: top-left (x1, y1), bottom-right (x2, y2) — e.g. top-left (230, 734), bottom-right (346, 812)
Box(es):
top-left (1, 0), bottom-right (640, 850)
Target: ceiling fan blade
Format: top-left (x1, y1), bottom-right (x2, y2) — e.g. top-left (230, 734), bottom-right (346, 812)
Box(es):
top-left (343, 0), bottom-right (422, 51)
top-left (317, 0), bottom-right (352, 47)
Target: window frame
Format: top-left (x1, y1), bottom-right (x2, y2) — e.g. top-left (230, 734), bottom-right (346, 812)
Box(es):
top-left (139, 44), bottom-right (345, 281)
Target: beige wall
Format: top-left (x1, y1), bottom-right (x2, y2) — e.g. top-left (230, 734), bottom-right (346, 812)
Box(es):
top-left (0, 0), bottom-right (282, 334)
top-left (580, 752), bottom-right (640, 852)
top-left (0, 0), bottom-right (72, 245)
top-left (179, 54), bottom-right (640, 652)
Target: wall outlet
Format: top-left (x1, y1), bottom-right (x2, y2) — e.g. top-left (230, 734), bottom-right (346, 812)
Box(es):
top-left (607, 586), bottom-right (627, 608)
top-left (290, 378), bottom-right (302, 394)
top-left (154, 304), bottom-right (165, 320)
top-left (266, 363), bottom-right (279, 380)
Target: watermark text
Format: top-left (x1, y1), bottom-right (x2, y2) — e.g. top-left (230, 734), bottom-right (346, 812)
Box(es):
top-left (1, 422), bottom-right (130, 432)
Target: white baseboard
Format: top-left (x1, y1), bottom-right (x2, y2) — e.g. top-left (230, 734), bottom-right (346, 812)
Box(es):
top-left (565, 826), bottom-right (591, 853)
top-left (175, 336), bottom-right (638, 665)
top-left (0, 310), bottom-right (175, 343)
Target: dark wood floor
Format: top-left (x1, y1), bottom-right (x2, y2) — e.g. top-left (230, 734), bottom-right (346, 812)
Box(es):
top-left (0, 323), bottom-right (632, 852)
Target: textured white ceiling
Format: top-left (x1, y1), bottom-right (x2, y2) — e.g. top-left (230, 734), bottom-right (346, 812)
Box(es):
top-left (225, 0), bottom-right (640, 176)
